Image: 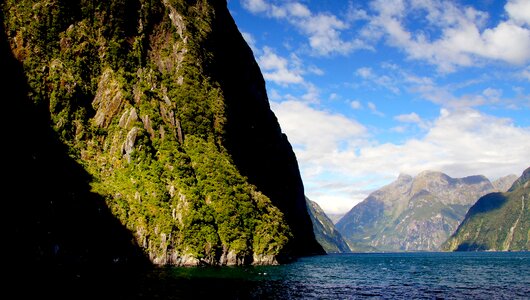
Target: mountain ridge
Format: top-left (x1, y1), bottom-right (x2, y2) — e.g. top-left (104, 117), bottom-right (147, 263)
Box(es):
top-left (336, 170), bottom-right (509, 251)
top-left (443, 167), bottom-right (529, 251)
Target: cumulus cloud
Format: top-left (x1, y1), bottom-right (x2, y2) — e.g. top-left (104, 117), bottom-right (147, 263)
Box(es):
top-left (506, 0), bottom-right (530, 26)
top-left (257, 47), bottom-right (304, 85)
top-left (240, 0), bottom-right (369, 56)
top-left (272, 103), bottom-right (530, 214)
top-left (271, 100), bottom-right (367, 155)
top-left (365, 0), bottom-right (530, 72)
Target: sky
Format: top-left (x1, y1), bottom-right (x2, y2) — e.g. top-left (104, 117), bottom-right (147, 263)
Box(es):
top-left (227, 0), bottom-right (530, 216)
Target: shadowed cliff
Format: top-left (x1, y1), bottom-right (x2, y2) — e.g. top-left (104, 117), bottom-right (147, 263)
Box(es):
top-left (2, 15), bottom-right (149, 296)
top-left (1, 0), bottom-right (322, 269)
top-left (202, 0), bottom-right (323, 257)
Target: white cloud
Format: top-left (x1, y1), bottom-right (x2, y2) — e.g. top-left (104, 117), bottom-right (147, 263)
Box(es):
top-left (273, 103), bottom-right (530, 214)
top-left (366, 0), bottom-right (530, 72)
top-left (356, 67), bottom-right (373, 78)
top-left (257, 47), bottom-right (304, 85)
top-left (240, 0), bottom-right (369, 56)
top-left (410, 81), bottom-right (513, 108)
top-left (241, 0), bottom-right (268, 13)
top-left (395, 112), bottom-right (421, 123)
top-left (271, 100), bottom-right (366, 155)
top-left (394, 112), bottom-right (429, 129)
top-left (350, 100), bottom-right (362, 109)
top-left (506, 0), bottom-right (530, 26)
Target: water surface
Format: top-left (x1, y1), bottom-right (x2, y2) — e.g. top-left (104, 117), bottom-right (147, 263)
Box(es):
top-left (136, 252), bottom-right (530, 299)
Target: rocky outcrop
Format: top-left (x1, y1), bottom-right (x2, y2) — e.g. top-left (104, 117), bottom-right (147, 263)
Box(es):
top-left (336, 171), bottom-right (498, 251)
top-left (92, 69), bottom-right (126, 128)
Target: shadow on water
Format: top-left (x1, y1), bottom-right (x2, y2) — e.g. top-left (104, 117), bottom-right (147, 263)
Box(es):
top-left (1, 15), bottom-right (150, 299)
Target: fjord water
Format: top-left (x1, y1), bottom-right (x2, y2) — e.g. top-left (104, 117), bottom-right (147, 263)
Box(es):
top-left (130, 252), bottom-right (530, 299)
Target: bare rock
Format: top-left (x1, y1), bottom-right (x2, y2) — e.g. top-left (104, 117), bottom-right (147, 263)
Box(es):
top-left (122, 127), bottom-right (139, 161)
top-left (92, 69), bottom-right (126, 128)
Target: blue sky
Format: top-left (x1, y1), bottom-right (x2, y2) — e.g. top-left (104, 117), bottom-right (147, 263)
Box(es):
top-left (227, 0), bottom-right (530, 216)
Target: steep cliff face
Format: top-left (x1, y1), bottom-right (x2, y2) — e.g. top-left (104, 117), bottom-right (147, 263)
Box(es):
top-left (1, 16), bottom-right (149, 272)
top-left (443, 167), bottom-right (530, 251)
top-left (336, 171), bottom-right (496, 251)
top-left (1, 0), bottom-right (322, 266)
top-left (306, 198), bottom-right (351, 253)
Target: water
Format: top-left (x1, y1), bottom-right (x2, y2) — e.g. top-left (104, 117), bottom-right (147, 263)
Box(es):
top-left (133, 252), bottom-right (530, 299)
top-left (30, 252), bottom-right (530, 299)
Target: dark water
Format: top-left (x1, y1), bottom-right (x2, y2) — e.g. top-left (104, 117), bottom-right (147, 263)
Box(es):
top-left (131, 252), bottom-right (530, 299)
top-left (28, 252), bottom-right (530, 299)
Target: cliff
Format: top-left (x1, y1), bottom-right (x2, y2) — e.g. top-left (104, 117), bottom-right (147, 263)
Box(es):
top-left (1, 0), bottom-right (322, 268)
top-left (306, 198), bottom-right (351, 253)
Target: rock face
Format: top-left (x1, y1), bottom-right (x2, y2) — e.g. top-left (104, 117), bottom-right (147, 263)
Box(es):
top-left (443, 167), bottom-right (530, 251)
top-left (1, 0), bottom-right (322, 267)
top-left (336, 171), bottom-right (497, 251)
top-left (306, 198), bottom-right (351, 253)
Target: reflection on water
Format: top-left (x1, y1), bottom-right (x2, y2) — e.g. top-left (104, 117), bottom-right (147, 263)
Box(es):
top-left (22, 252), bottom-right (530, 299)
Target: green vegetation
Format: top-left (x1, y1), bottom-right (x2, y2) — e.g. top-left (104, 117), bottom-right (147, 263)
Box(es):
top-left (1, 0), bottom-right (292, 265)
top-left (443, 168), bottom-right (530, 251)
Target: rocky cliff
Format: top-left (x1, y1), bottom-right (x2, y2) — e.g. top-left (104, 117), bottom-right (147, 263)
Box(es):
top-left (443, 167), bottom-right (530, 251)
top-left (306, 198), bottom-right (351, 253)
top-left (336, 171), bottom-right (497, 251)
top-left (1, 0), bottom-right (322, 267)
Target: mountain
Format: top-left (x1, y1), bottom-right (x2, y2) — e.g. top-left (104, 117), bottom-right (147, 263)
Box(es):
top-left (336, 171), bottom-right (497, 251)
top-left (443, 167), bottom-right (530, 251)
top-left (492, 174), bottom-right (518, 192)
top-left (1, 0), bottom-right (322, 268)
top-left (306, 198), bottom-right (351, 253)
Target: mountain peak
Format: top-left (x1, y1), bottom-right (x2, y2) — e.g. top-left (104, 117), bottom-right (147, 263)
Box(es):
top-left (415, 170), bottom-right (449, 180)
top-left (397, 173), bottom-right (413, 182)
top-left (337, 169), bottom-right (498, 251)
top-left (492, 174), bottom-right (518, 192)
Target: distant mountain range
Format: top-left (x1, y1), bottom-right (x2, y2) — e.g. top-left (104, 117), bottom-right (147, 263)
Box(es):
top-left (306, 198), bottom-right (351, 253)
top-left (443, 167), bottom-right (529, 251)
top-left (336, 171), bottom-right (517, 251)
